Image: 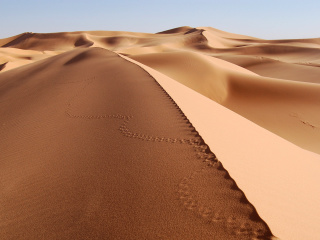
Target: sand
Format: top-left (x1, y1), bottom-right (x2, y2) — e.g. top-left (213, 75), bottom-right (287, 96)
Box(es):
top-left (130, 51), bottom-right (320, 155)
top-left (132, 59), bottom-right (320, 240)
top-left (1, 26), bottom-right (320, 239)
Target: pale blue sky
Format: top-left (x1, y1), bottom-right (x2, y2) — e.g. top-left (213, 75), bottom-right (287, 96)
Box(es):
top-left (0, 0), bottom-right (319, 39)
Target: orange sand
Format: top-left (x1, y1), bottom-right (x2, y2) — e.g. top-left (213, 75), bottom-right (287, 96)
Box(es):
top-left (1, 26), bottom-right (320, 239)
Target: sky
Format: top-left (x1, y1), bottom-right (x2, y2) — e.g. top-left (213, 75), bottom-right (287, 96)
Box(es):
top-left (0, 0), bottom-right (319, 40)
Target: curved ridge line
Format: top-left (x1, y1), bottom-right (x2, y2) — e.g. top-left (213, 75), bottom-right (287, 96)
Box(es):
top-left (63, 51), bottom-right (274, 239)
top-left (120, 54), bottom-right (275, 239)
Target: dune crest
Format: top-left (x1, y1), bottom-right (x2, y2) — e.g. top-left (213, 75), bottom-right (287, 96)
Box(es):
top-left (1, 26), bottom-right (319, 239)
top-left (132, 59), bottom-right (320, 240)
top-left (0, 47), bottom-right (274, 239)
top-left (1, 26), bottom-right (319, 154)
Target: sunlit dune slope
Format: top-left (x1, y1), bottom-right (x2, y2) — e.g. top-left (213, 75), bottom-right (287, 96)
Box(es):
top-left (131, 51), bottom-right (320, 154)
top-left (1, 26), bottom-right (320, 154)
top-left (1, 26), bottom-right (320, 153)
top-left (0, 47), bottom-right (273, 239)
top-left (216, 55), bottom-right (320, 84)
top-left (1, 25), bottom-right (320, 240)
top-left (130, 57), bottom-right (320, 240)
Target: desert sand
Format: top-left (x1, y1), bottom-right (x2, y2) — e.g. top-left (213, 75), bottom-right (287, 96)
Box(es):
top-left (1, 26), bottom-right (319, 239)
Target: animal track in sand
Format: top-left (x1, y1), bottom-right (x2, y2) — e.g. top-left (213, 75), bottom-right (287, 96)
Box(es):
top-left (176, 163), bottom-right (270, 239)
top-left (289, 112), bottom-right (318, 129)
top-left (64, 67), bottom-right (272, 239)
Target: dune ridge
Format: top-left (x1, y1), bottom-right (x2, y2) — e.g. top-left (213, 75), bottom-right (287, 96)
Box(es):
top-left (132, 59), bottom-right (320, 240)
top-left (1, 27), bottom-right (319, 154)
top-left (0, 47), bottom-right (274, 239)
top-left (1, 26), bottom-right (320, 239)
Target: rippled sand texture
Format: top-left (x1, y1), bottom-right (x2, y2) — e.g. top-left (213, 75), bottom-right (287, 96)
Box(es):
top-left (1, 26), bottom-right (320, 239)
top-left (1, 27), bottom-right (320, 154)
top-left (0, 48), bottom-right (273, 239)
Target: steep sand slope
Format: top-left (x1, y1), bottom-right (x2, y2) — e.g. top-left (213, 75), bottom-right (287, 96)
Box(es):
top-left (1, 26), bottom-right (319, 239)
top-left (199, 27), bottom-right (320, 63)
top-left (0, 33), bottom-right (28, 47)
top-left (0, 47), bottom-right (272, 239)
top-left (131, 51), bottom-right (320, 154)
top-left (0, 47), bottom-right (59, 72)
top-left (0, 29), bottom-right (206, 71)
top-left (130, 60), bottom-right (320, 240)
top-left (0, 29), bottom-right (203, 54)
top-left (197, 27), bottom-right (261, 49)
top-left (216, 55), bottom-right (320, 84)
top-left (130, 51), bottom-right (257, 104)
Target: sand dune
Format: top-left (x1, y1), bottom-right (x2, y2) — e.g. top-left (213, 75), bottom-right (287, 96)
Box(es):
top-left (0, 33), bottom-right (27, 47)
top-left (131, 51), bottom-right (320, 154)
top-left (216, 55), bottom-right (320, 84)
top-left (0, 47), bottom-right (59, 72)
top-left (1, 26), bottom-right (320, 239)
top-left (131, 51), bottom-right (256, 104)
top-left (0, 47), bottom-right (272, 239)
top-left (2, 26), bottom-right (318, 154)
top-left (131, 58), bottom-right (320, 240)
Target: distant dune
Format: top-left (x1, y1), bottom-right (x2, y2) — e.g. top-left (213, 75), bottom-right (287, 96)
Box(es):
top-left (1, 26), bottom-right (319, 240)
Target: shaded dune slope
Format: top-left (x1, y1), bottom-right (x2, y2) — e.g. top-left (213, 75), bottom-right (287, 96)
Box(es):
top-left (1, 32), bottom-right (94, 51)
top-left (0, 33), bottom-right (28, 47)
top-left (136, 62), bottom-right (320, 240)
top-left (131, 51), bottom-right (320, 154)
top-left (0, 29), bottom-right (204, 53)
top-left (216, 55), bottom-right (320, 84)
top-left (1, 26), bottom-right (319, 239)
top-left (0, 47), bottom-right (273, 239)
top-left (156, 26), bottom-right (195, 34)
top-left (1, 27), bottom-right (319, 154)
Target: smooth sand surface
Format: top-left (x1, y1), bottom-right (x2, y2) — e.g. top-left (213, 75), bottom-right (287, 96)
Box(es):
top-left (131, 60), bottom-right (320, 240)
top-left (0, 48), bottom-right (272, 239)
top-left (131, 51), bottom-right (320, 154)
top-left (1, 26), bottom-right (320, 239)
